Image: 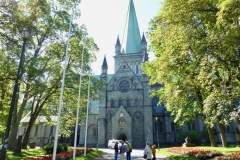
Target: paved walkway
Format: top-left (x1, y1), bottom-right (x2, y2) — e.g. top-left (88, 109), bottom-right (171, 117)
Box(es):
top-left (94, 148), bottom-right (168, 160)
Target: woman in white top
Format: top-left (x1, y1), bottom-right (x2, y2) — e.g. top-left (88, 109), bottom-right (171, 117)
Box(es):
top-left (144, 141), bottom-right (152, 160)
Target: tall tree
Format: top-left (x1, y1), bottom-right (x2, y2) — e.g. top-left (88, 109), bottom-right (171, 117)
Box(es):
top-left (144, 0), bottom-right (240, 147)
top-left (0, 0), bottom-right (103, 149)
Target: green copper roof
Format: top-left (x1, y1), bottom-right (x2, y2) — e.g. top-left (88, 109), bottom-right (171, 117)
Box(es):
top-left (126, 0), bottom-right (141, 54)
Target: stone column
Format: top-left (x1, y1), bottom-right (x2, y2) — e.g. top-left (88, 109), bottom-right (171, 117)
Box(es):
top-left (98, 118), bottom-right (106, 147)
top-left (144, 106), bottom-right (153, 144)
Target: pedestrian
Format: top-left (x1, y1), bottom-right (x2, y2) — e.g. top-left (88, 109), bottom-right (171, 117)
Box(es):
top-left (119, 142), bottom-right (126, 160)
top-left (151, 144), bottom-right (156, 160)
top-left (125, 141), bottom-right (132, 160)
top-left (144, 141), bottom-right (152, 160)
top-left (114, 141), bottom-right (119, 160)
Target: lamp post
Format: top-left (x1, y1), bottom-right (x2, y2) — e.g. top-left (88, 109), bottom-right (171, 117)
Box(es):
top-left (155, 117), bottom-right (160, 151)
top-left (1, 29), bottom-right (30, 160)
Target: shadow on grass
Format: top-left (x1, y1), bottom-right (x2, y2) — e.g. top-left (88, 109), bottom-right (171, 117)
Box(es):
top-left (76, 150), bottom-right (103, 160)
top-left (168, 155), bottom-right (195, 160)
top-left (7, 148), bottom-right (46, 160)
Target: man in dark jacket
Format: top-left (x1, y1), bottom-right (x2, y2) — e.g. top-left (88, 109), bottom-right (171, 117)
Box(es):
top-left (114, 141), bottom-right (119, 160)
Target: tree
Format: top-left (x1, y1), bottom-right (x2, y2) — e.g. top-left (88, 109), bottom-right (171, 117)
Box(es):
top-left (0, 0), bottom-right (103, 149)
top-left (144, 0), bottom-right (240, 147)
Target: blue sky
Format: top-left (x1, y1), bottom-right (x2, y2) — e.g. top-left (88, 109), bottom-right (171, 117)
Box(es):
top-left (79, 0), bottom-right (162, 75)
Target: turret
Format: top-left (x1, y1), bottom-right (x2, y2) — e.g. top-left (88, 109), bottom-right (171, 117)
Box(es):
top-left (100, 55), bottom-right (108, 83)
top-left (115, 35), bottom-right (121, 55)
top-left (141, 33), bottom-right (148, 62)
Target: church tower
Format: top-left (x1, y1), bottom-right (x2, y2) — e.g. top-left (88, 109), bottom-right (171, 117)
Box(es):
top-left (80, 0), bottom-right (236, 148)
top-left (97, 0), bottom-right (153, 148)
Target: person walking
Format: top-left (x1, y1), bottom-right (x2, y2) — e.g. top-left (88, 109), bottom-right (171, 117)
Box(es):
top-left (119, 142), bottom-right (126, 160)
top-left (125, 141), bottom-right (132, 160)
top-left (114, 141), bottom-right (119, 160)
top-left (151, 144), bottom-right (156, 160)
top-left (144, 141), bottom-right (152, 160)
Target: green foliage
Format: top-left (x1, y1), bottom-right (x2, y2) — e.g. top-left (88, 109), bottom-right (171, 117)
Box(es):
top-left (43, 143), bottom-right (68, 154)
top-left (61, 143), bottom-right (68, 152)
top-left (177, 130), bottom-right (210, 145)
top-left (143, 0), bottom-right (240, 146)
top-left (0, 0), bottom-right (104, 148)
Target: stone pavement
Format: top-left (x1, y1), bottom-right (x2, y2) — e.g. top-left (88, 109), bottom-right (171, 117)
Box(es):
top-left (94, 148), bottom-right (168, 160)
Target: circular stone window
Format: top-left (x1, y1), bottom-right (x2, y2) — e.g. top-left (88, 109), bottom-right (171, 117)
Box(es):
top-left (118, 80), bottom-right (130, 92)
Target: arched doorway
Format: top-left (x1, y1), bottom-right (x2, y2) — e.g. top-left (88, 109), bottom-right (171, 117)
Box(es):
top-left (117, 134), bottom-right (127, 142)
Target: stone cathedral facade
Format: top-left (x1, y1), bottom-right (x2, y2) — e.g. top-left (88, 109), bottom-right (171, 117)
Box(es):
top-left (78, 0), bottom-right (236, 148)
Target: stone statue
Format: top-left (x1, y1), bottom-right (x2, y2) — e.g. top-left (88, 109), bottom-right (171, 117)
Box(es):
top-left (182, 135), bottom-right (195, 147)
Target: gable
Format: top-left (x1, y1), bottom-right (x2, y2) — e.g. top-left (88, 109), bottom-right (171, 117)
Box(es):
top-left (107, 61), bottom-right (143, 91)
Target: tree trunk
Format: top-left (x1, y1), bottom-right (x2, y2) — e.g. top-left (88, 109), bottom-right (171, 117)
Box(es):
top-left (8, 92), bottom-right (28, 149)
top-left (22, 99), bottom-right (46, 148)
top-left (217, 117), bottom-right (228, 147)
top-left (207, 126), bottom-right (217, 147)
top-left (21, 115), bottom-right (37, 149)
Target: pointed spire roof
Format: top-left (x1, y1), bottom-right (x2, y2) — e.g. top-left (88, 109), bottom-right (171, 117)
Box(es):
top-left (126, 0), bottom-right (141, 54)
top-left (122, 49), bottom-right (125, 54)
top-left (116, 35), bottom-right (121, 45)
top-left (102, 55), bottom-right (108, 67)
top-left (141, 32), bottom-right (147, 43)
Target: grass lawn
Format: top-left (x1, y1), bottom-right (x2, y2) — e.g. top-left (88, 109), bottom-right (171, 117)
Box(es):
top-left (6, 148), bottom-right (103, 160)
top-left (7, 148), bottom-right (46, 160)
top-left (156, 146), bottom-right (240, 160)
top-left (75, 150), bottom-right (103, 160)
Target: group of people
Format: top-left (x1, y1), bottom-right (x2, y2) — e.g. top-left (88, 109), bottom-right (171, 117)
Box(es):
top-left (114, 141), bottom-right (132, 160)
top-left (113, 141), bottom-right (156, 160)
top-left (144, 141), bottom-right (156, 160)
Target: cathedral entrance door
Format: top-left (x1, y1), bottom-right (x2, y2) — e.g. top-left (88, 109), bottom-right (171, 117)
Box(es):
top-left (117, 134), bottom-right (127, 142)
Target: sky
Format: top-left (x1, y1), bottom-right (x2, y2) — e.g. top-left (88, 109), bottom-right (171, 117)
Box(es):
top-left (79, 0), bottom-right (162, 75)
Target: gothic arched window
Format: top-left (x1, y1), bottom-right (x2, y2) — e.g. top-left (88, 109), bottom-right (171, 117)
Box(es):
top-left (136, 65), bottom-right (139, 74)
top-left (152, 96), bottom-right (159, 106)
top-left (155, 118), bottom-right (163, 132)
top-left (109, 113), bottom-right (112, 120)
top-left (93, 128), bottom-right (97, 137)
top-left (171, 122), bottom-right (175, 132)
top-left (111, 99), bottom-right (114, 107)
top-left (187, 123), bottom-right (196, 131)
top-left (135, 99), bottom-right (139, 106)
top-left (119, 99), bottom-right (122, 107)
top-left (127, 99), bottom-right (131, 107)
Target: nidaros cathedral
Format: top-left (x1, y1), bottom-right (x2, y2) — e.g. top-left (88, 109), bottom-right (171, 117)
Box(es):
top-left (79, 0), bottom-right (236, 148)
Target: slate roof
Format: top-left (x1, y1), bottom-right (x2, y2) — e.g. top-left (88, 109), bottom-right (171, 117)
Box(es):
top-left (93, 74), bottom-right (114, 82)
top-left (88, 100), bottom-right (99, 114)
top-left (21, 112), bottom-right (57, 123)
top-left (126, 0), bottom-right (141, 54)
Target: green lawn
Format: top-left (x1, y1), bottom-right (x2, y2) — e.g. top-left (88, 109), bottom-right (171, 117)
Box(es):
top-left (75, 150), bottom-right (103, 160)
top-left (156, 146), bottom-right (240, 160)
top-left (6, 148), bottom-right (103, 160)
top-left (7, 149), bottom-right (46, 160)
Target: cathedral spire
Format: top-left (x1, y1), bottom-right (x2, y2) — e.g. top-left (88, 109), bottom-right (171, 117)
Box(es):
top-left (126, 0), bottom-right (141, 54)
top-left (102, 55), bottom-right (108, 68)
top-left (115, 35), bottom-right (121, 55)
top-left (141, 32), bottom-right (148, 62)
top-left (101, 55), bottom-right (108, 82)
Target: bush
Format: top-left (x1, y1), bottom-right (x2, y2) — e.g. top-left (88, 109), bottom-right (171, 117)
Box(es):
top-left (177, 130), bottom-right (209, 145)
top-left (43, 143), bottom-right (68, 154)
top-left (61, 143), bottom-right (68, 152)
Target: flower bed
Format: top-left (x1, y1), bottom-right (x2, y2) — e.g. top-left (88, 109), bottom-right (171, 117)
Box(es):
top-left (168, 147), bottom-right (222, 159)
top-left (25, 148), bottom-right (92, 160)
top-left (216, 152), bottom-right (240, 160)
